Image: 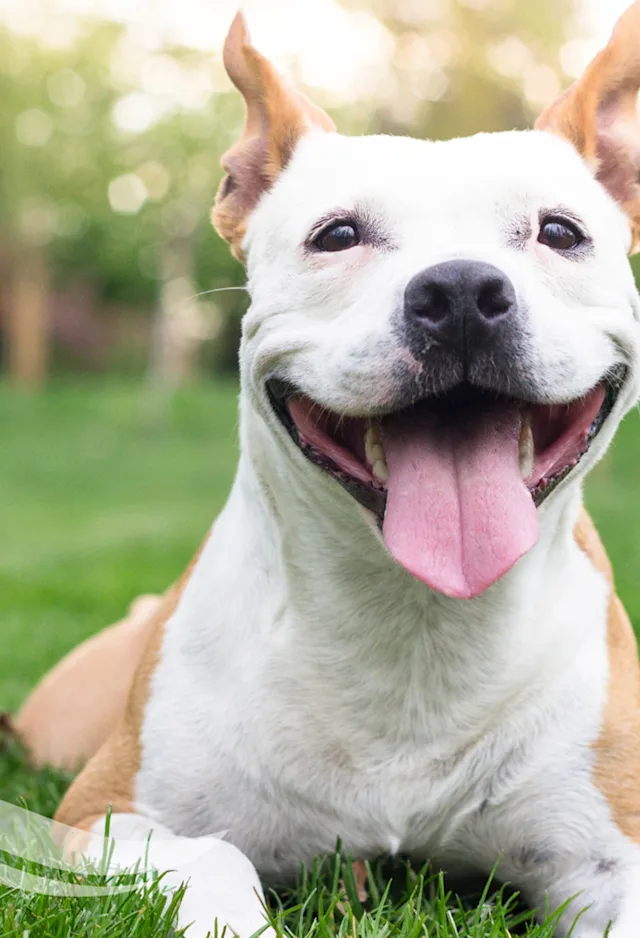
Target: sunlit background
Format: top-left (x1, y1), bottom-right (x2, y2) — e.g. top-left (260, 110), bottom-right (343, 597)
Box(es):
top-left (0, 0), bottom-right (629, 385)
top-left (3, 0), bottom-right (640, 715)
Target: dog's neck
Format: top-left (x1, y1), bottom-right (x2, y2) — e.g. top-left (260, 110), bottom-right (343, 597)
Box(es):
top-left (168, 402), bottom-right (608, 751)
top-left (187, 410), bottom-right (599, 749)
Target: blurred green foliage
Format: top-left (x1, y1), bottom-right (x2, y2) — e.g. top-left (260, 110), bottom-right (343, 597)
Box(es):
top-left (0, 23), bottom-right (244, 301)
top-left (358, 0), bottom-right (577, 136)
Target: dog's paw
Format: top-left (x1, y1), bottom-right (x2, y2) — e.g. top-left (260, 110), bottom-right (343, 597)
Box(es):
top-left (173, 836), bottom-right (274, 938)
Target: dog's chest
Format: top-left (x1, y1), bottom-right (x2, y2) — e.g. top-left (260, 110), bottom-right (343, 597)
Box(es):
top-left (137, 671), bottom-right (584, 885)
top-left (136, 611), bottom-right (600, 880)
top-left (135, 517), bottom-right (609, 879)
top-left (139, 686), bottom-right (513, 879)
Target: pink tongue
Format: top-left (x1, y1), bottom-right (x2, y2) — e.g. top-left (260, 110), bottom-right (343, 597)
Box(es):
top-left (381, 405), bottom-right (539, 599)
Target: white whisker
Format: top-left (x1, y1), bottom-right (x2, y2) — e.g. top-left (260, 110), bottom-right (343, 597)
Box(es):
top-left (186, 286), bottom-right (249, 302)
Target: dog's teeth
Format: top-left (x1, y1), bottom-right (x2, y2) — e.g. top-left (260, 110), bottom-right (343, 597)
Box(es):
top-left (364, 426), bottom-right (382, 466)
top-left (373, 459), bottom-right (389, 483)
top-left (364, 427), bottom-right (375, 466)
top-left (365, 426), bottom-right (388, 482)
top-left (519, 412), bottom-right (534, 480)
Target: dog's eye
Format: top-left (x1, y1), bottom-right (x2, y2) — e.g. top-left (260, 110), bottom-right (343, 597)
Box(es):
top-left (538, 217), bottom-right (583, 251)
top-left (313, 222), bottom-right (360, 252)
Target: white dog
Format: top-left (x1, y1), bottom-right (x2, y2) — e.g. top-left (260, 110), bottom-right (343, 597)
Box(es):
top-left (16, 3), bottom-right (640, 936)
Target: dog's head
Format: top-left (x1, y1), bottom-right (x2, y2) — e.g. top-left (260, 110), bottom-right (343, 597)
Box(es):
top-left (212, 6), bottom-right (640, 600)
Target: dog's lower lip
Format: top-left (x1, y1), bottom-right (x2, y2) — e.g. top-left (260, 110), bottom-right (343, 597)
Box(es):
top-left (266, 369), bottom-right (625, 516)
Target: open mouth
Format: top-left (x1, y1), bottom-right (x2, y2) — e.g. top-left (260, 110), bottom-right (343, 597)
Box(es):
top-left (268, 368), bottom-right (624, 599)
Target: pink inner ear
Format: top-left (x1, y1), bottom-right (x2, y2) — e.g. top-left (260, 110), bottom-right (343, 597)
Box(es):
top-left (594, 92), bottom-right (640, 209)
top-left (597, 140), bottom-right (639, 210)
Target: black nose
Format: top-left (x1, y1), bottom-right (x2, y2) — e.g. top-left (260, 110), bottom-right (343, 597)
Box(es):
top-left (404, 260), bottom-right (517, 356)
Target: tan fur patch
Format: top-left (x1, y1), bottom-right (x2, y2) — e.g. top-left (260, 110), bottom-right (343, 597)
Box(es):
top-left (15, 595), bottom-right (161, 771)
top-left (574, 509), bottom-right (640, 841)
top-left (55, 544), bottom-right (206, 829)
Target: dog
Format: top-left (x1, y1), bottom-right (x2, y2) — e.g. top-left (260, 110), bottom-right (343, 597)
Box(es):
top-left (14, 4), bottom-right (640, 936)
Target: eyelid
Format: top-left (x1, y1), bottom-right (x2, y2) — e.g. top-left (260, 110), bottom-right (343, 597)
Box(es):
top-left (304, 208), bottom-right (394, 253)
top-left (539, 209), bottom-right (589, 241)
top-left (306, 213), bottom-right (357, 247)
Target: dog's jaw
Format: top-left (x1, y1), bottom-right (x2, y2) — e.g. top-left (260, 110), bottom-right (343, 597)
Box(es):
top-left (262, 370), bottom-right (625, 599)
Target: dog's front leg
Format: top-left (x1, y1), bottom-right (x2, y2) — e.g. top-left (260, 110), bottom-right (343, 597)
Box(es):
top-left (71, 812), bottom-right (274, 938)
top-left (554, 865), bottom-right (640, 938)
top-left (507, 859), bottom-right (640, 938)
top-left (598, 865), bottom-right (640, 938)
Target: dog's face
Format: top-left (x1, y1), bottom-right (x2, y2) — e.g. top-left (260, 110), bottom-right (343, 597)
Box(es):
top-left (213, 7), bottom-right (640, 599)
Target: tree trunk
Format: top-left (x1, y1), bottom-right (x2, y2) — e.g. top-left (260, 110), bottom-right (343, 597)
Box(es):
top-left (7, 253), bottom-right (49, 388)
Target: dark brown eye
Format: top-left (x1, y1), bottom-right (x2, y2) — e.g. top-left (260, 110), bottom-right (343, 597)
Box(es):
top-left (538, 217), bottom-right (583, 251)
top-left (313, 222), bottom-right (360, 252)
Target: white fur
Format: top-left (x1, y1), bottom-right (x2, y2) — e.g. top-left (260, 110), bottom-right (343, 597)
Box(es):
top-left (94, 128), bottom-right (640, 936)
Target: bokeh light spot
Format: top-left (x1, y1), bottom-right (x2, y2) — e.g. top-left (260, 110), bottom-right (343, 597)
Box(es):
top-left (15, 109), bottom-right (53, 147)
top-left (47, 69), bottom-right (86, 108)
top-left (108, 173), bottom-right (148, 214)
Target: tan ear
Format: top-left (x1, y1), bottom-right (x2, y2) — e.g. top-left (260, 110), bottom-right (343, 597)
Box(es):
top-left (212, 12), bottom-right (335, 261)
top-left (536, 1), bottom-right (640, 251)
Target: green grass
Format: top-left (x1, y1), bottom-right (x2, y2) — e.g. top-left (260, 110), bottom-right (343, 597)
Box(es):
top-left (0, 379), bottom-right (240, 711)
top-left (1, 378), bottom-right (640, 937)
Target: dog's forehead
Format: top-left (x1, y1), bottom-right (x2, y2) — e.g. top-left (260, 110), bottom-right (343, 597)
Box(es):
top-left (266, 128), bottom-right (618, 233)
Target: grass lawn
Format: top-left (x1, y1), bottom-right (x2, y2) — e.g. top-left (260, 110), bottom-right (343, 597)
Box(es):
top-left (1, 378), bottom-right (640, 937)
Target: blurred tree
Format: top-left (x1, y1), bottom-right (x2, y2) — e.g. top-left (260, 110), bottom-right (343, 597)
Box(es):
top-left (0, 21), bottom-right (246, 384)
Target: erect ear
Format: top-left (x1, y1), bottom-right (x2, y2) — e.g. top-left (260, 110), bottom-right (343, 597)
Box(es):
top-left (536, 0), bottom-right (640, 252)
top-left (212, 12), bottom-right (335, 261)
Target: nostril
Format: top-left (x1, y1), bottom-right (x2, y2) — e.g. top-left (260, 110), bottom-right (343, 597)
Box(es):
top-left (477, 279), bottom-right (514, 319)
top-left (418, 284), bottom-right (450, 323)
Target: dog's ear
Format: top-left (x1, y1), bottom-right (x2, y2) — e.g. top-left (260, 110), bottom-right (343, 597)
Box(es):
top-left (212, 12), bottom-right (335, 260)
top-left (536, 0), bottom-right (640, 251)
